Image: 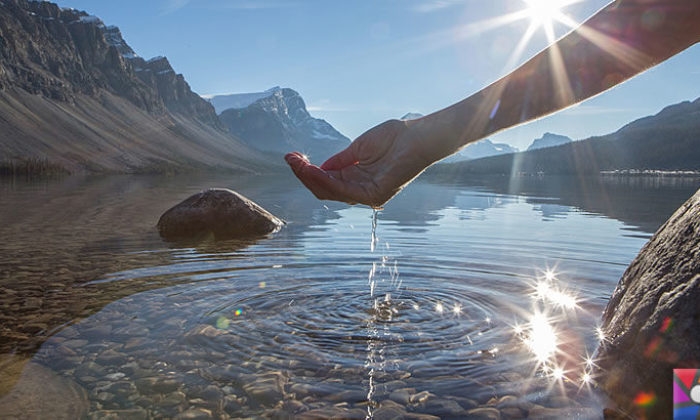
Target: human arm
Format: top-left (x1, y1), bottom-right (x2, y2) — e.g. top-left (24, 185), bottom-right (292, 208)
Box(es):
top-left (286, 0), bottom-right (700, 208)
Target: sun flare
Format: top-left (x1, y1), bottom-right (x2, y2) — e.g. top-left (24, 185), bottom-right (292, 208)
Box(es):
top-left (522, 0), bottom-right (579, 42)
top-left (524, 0), bottom-right (562, 28)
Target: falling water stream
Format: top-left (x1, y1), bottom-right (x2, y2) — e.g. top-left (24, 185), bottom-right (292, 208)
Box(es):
top-left (366, 209), bottom-right (380, 419)
top-left (365, 209), bottom-right (400, 419)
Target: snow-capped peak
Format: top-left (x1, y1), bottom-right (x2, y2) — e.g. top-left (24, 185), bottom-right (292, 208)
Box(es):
top-left (103, 25), bottom-right (139, 59)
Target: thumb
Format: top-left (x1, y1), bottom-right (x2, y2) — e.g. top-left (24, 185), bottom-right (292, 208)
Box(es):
top-left (321, 146), bottom-right (359, 171)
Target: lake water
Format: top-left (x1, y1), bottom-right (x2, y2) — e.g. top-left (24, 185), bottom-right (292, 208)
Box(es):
top-left (0, 173), bottom-right (697, 419)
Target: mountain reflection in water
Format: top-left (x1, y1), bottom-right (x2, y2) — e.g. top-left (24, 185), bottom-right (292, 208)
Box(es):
top-left (0, 173), bottom-right (697, 418)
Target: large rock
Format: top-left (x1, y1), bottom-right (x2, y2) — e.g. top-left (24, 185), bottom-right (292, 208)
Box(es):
top-left (0, 358), bottom-right (89, 419)
top-left (157, 188), bottom-right (284, 241)
top-left (596, 187), bottom-right (700, 419)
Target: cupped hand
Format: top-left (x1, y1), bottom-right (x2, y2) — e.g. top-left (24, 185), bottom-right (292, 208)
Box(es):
top-left (285, 119), bottom-right (436, 208)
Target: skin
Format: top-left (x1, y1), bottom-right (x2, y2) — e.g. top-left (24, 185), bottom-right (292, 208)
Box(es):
top-left (285, 0), bottom-right (700, 209)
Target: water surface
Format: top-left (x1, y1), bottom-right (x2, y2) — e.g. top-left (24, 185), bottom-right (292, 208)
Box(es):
top-left (0, 173), bottom-right (697, 418)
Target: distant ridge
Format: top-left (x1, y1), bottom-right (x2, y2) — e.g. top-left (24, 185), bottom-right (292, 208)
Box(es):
top-left (427, 97), bottom-right (700, 177)
top-left (443, 139), bottom-right (519, 163)
top-left (527, 133), bottom-right (572, 151)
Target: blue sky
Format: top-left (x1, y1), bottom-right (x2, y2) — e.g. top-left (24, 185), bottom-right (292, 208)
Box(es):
top-left (56, 0), bottom-right (700, 150)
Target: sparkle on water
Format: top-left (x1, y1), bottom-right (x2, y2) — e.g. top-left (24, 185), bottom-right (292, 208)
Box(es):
top-left (366, 208), bottom-right (605, 418)
top-left (510, 267), bottom-right (605, 389)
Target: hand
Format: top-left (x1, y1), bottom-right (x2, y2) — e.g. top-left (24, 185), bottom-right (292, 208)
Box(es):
top-left (285, 119), bottom-right (436, 208)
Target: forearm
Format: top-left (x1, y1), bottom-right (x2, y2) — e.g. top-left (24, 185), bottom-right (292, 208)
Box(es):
top-left (412, 0), bottom-right (700, 163)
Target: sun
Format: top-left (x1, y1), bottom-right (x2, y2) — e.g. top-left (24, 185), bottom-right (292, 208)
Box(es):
top-left (522, 0), bottom-right (579, 41)
top-left (524, 0), bottom-right (562, 27)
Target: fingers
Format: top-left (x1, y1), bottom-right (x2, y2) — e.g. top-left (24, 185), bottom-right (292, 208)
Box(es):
top-left (284, 152), bottom-right (353, 203)
top-left (320, 146), bottom-right (359, 171)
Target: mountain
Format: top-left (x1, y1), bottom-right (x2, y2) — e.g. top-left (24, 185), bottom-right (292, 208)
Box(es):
top-left (443, 139), bottom-right (519, 162)
top-left (427, 97), bottom-right (700, 177)
top-left (207, 87), bottom-right (281, 114)
top-left (0, 0), bottom-right (273, 175)
top-left (527, 132), bottom-right (572, 151)
top-left (216, 87), bottom-right (350, 162)
top-left (400, 112), bottom-right (424, 121)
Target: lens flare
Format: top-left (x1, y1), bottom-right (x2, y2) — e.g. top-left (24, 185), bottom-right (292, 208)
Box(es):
top-left (435, 302), bottom-right (444, 314)
top-left (634, 391), bottom-right (657, 407)
top-left (525, 312), bottom-right (558, 363)
top-left (533, 280), bottom-right (579, 309)
top-left (551, 365), bottom-right (565, 380)
top-left (514, 267), bottom-right (607, 399)
top-left (582, 372), bottom-right (592, 383)
top-left (596, 327), bottom-right (606, 342)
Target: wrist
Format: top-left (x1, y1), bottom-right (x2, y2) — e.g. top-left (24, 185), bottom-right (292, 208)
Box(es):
top-left (406, 102), bottom-right (483, 165)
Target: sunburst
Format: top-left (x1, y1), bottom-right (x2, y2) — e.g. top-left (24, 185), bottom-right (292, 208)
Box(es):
top-left (523, 0), bottom-right (580, 42)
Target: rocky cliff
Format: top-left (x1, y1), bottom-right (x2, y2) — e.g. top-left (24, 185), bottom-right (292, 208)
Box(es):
top-left (216, 87), bottom-right (350, 162)
top-left (0, 0), bottom-right (271, 174)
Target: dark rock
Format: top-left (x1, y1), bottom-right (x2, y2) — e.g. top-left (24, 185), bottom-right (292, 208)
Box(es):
top-left (420, 397), bottom-right (465, 417)
top-left (174, 407), bottom-right (212, 419)
top-left (89, 409), bottom-right (148, 420)
top-left (296, 406), bottom-right (367, 419)
top-left (157, 189), bottom-right (284, 241)
top-left (464, 407), bottom-right (500, 420)
top-left (596, 187), bottom-right (700, 419)
top-left (603, 407), bottom-right (633, 419)
top-left (373, 400), bottom-right (409, 420)
top-left (95, 349), bottom-right (127, 367)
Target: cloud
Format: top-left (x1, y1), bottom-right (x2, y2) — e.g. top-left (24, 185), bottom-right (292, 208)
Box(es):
top-left (412, 0), bottom-right (466, 13)
top-left (161, 0), bottom-right (190, 14)
top-left (161, 0), bottom-right (293, 14)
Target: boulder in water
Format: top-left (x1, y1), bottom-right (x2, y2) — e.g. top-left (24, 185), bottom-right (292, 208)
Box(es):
top-left (0, 358), bottom-right (89, 419)
top-left (596, 187), bottom-right (700, 418)
top-left (157, 188), bottom-right (284, 241)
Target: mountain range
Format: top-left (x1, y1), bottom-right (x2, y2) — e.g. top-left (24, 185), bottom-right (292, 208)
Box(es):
top-left (400, 113), bottom-right (574, 162)
top-left (428, 97), bottom-right (700, 178)
top-left (526, 132), bottom-right (572, 151)
top-left (400, 113), bottom-right (520, 162)
top-left (443, 139), bottom-right (520, 163)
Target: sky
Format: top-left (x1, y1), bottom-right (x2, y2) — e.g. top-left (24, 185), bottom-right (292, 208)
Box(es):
top-left (55, 0), bottom-right (700, 151)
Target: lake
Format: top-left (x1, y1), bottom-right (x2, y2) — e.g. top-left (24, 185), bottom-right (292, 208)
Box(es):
top-left (0, 173), bottom-right (697, 419)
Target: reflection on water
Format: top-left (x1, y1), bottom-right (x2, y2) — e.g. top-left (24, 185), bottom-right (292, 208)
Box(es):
top-left (425, 174), bottom-right (699, 233)
top-left (0, 174), bottom-right (697, 418)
